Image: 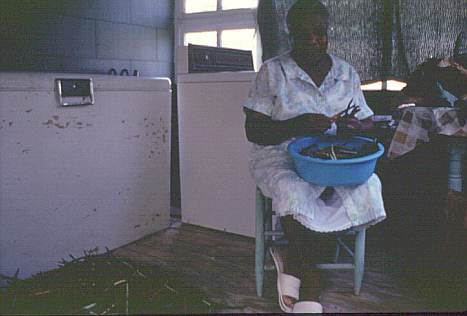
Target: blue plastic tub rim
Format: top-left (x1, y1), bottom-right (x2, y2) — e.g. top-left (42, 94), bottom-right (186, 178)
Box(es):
top-left (287, 135), bottom-right (385, 164)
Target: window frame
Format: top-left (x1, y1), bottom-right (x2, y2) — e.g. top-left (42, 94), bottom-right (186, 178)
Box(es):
top-left (174, 0), bottom-right (258, 77)
top-left (180, 0), bottom-right (258, 16)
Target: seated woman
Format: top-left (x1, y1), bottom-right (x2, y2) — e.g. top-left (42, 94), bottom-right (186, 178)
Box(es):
top-left (400, 54), bottom-right (467, 124)
top-left (401, 54), bottom-right (467, 108)
top-left (243, 0), bottom-right (386, 313)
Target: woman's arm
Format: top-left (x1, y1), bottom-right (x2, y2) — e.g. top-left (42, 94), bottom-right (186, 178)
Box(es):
top-left (244, 107), bottom-right (332, 146)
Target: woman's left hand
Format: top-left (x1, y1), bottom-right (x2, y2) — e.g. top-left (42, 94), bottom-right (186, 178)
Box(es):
top-left (337, 116), bottom-right (373, 136)
top-left (339, 117), bottom-right (363, 130)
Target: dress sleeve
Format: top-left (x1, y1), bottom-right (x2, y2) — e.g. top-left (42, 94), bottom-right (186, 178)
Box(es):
top-left (351, 69), bottom-right (374, 120)
top-left (243, 62), bottom-right (274, 116)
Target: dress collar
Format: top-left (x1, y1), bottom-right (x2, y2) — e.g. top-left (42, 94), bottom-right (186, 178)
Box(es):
top-left (281, 52), bottom-right (350, 84)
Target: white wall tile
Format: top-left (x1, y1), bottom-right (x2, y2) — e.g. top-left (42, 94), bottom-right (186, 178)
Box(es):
top-left (0, 0), bottom-right (173, 78)
top-left (130, 0), bottom-right (172, 27)
top-left (0, 53), bottom-right (63, 72)
top-left (96, 21), bottom-right (131, 59)
top-left (0, 10), bottom-right (58, 56)
top-left (58, 57), bottom-right (132, 75)
top-left (56, 15), bottom-right (96, 58)
top-left (157, 28), bottom-right (173, 62)
top-left (59, 0), bottom-right (130, 23)
top-left (130, 60), bottom-right (173, 78)
top-left (96, 22), bottom-right (157, 61)
top-left (90, 0), bottom-right (131, 23)
top-left (53, 0), bottom-right (92, 19)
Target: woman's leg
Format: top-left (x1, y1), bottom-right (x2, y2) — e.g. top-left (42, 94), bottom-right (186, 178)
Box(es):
top-left (281, 215), bottom-right (334, 302)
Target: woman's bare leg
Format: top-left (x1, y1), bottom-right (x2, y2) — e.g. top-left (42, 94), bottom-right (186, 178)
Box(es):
top-left (281, 215), bottom-right (332, 304)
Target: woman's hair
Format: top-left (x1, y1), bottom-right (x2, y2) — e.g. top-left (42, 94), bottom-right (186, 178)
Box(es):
top-left (286, 0), bottom-right (329, 36)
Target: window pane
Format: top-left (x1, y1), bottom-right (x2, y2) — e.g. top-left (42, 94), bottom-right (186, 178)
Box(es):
top-left (361, 80), bottom-right (407, 91)
top-left (361, 81), bottom-right (383, 91)
top-left (185, 0), bottom-right (217, 14)
top-left (386, 80), bottom-right (407, 91)
top-left (184, 31), bottom-right (218, 47)
top-left (222, 0), bottom-right (258, 10)
top-left (221, 29), bottom-right (255, 51)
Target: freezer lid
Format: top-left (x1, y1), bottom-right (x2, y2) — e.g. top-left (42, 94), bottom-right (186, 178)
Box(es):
top-left (0, 72), bottom-right (171, 92)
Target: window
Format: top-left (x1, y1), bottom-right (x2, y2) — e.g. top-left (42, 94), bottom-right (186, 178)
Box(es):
top-left (221, 0), bottom-right (258, 10)
top-left (221, 28), bottom-right (256, 51)
top-left (184, 0), bottom-right (258, 13)
top-left (175, 0), bottom-right (258, 75)
top-left (184, 31), bottom-right (217, 47)
top-left (361, 79), bottom-right (407, 91)
top-left (184, 0), bottom-right (217, 14)
top-left (184, 28), bottom-right (255, 51)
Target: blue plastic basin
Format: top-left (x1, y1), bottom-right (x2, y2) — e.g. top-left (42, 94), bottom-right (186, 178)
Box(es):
top-left (287, 135), bottom-right (385, 186)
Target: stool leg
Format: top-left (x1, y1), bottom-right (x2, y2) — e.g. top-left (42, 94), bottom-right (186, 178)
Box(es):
top-left (354, 229), bottom-right (366, 295)
top-left (264, 199), bottom-right (273, 266)
top-left (264, 199), bottom-right (273, 240)
top-left (255, 189), bottom-right (265, 297)
top-left (334, 242), bottom-right (341, 263)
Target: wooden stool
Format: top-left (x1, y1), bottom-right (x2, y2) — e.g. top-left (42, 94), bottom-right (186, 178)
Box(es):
top-left (255, 188), bottom-right (367, 297)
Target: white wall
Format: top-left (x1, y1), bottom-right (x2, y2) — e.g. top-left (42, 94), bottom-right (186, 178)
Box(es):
top-left (178, 72), bottom-right (257, 237)
top-left (0, 0), bottom-right (173, 77)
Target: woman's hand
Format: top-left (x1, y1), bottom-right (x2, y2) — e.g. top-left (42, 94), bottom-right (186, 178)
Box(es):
top-left (293, 113), bottom-right (332, 135)
top-left (338, 117), bottom-right (363, 130)
top-left (337, 116), bottom-right (373, 137)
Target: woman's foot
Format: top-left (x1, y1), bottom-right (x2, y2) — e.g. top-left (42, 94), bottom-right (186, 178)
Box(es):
top-left (292, 270), bottom-right (325, 313)
top-left (279, 247), bottom-right (302, 308)
top-left (292, 301), bottom-right (323, 313)
top-left (269, 247), bottom-right (300, 311)
top-left (275, 248), bottom-right (324, 310)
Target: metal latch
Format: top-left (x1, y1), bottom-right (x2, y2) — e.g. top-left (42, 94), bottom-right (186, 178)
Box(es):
top-left (55, 78), bottom-right (94, 106)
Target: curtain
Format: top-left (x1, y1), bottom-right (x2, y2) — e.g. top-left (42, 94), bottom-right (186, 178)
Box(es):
top-left (322, 0), bottom-right (385, 81)
top-left (257, 0), bottom-right (467, 81)
top-left (394, 0), bottom-right (466, 76)
top-left (257, 0), bottom-right (283, 61)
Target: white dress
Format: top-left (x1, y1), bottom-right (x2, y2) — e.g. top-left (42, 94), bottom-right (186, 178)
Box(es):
top-left (244, 52), bottom-right (386, 233)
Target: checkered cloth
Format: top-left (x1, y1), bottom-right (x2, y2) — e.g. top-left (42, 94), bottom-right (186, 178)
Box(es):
top-left (388, 107), bottom-right (467, 159)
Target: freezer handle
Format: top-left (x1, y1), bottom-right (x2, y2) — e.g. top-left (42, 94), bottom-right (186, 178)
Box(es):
top-left (55, 78), bottom-right (95, 107)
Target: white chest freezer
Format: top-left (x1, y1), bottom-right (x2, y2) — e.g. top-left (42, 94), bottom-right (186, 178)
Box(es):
top-left (0, 72), bottom-right (171, 279)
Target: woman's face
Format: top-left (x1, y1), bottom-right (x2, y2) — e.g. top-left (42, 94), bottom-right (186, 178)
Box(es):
top-left (292, 14), bottom-right (329, 57)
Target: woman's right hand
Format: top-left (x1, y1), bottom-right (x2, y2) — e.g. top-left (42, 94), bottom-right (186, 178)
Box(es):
top-left (292, 113), bottom-right (332, 136)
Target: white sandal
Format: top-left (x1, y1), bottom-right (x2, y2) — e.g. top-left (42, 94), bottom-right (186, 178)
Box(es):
top-left (269, 247), bottom-right (301, 313)
top-left (292, 301), bottom-right (323, 313)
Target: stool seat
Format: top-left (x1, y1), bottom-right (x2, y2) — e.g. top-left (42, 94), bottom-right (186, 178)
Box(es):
top-left (255, 187), bottom-right (367, 297)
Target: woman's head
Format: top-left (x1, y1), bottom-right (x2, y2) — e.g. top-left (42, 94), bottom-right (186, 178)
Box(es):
top-left (287, 0), bottom-right (329, 56)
